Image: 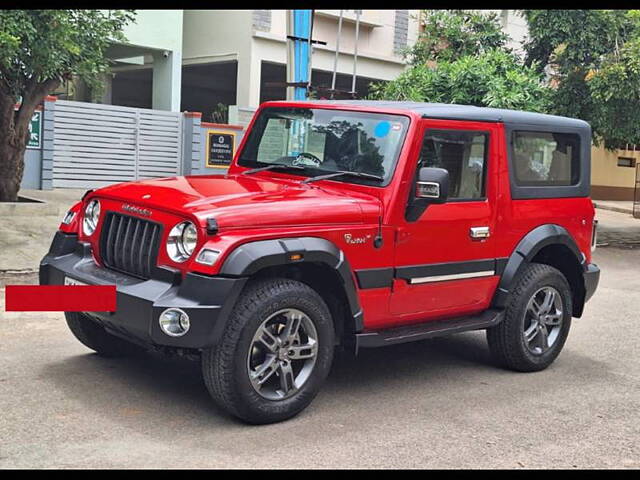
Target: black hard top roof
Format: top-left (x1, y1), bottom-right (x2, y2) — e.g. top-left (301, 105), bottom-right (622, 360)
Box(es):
top-left (267, 100), bottom-right (590, 131)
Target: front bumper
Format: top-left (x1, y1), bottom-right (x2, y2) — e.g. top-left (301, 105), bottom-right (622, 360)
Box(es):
top-left (584, 262), bottom-right (600, 303)
top-left (39, 231), bottom-right (247, 349)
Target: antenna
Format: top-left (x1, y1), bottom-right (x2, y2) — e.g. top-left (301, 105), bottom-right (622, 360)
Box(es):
top-left (373, 214), bottom-right (384, 249)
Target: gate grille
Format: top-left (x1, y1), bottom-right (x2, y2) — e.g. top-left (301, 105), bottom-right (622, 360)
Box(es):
top-left (52, 100), bottom-right (182, 189)
top-left (100, 212), bottom-right (162, 279)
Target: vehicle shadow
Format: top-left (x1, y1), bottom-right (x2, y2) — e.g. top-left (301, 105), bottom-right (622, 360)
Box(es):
top-left (41, 331), bottom-right (496, 425)
top-left (41, 327), bottom-right (613, 433)
top-left (42, 349), bottom-right (236, 427)
top-left (326, 331), bottom-right (496, 392)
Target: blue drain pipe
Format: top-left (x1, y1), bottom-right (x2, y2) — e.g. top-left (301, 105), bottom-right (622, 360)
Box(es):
top-left (292, 10), bottom-right (312, 100)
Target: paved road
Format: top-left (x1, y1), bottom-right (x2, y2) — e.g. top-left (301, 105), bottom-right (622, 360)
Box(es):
top-left (1, 247), bottom-right (639, 469)
top-left (596, 209), bottom-right (640, 248)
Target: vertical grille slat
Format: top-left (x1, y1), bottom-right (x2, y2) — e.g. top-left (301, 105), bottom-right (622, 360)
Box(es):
top-left (103, 214), bottom-right (114, 266)
top-left (138, 222), bottom-right (150, 276)
top-left (122, 217), bottom-right (134, 272)
top-left (129, 220), bottom-right (140, 273)
top-left (100, 212), bottom-right (161, 280)
top-left (109, 215), bottom-right (120, 267)
top-left (114, 215), bottom-right (126, 268)
top-left (147, 225), bottom-right (158, 277)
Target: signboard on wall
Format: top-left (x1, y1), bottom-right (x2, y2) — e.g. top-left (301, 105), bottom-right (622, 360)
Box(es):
top-left (27, 111), bottom-right (42, 149)
top-left (206, 130), bottom-right (236, 168)
top-left (14, 106), bottom-right (42, 149)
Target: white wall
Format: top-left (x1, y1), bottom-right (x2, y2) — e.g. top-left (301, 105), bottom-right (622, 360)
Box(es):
top-left (182, 10), bottom-right (421, 110)
top-left (118, 10), bottom-right (185, 111)
top-left (122, 10), bottom-right (184, 52)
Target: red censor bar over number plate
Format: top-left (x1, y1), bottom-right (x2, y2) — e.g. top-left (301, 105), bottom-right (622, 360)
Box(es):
top-left (5, 285), bottom-right (117, 312)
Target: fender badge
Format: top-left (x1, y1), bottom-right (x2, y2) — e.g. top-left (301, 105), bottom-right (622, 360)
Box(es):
top-left (344, 233), bottom-right (371, 245)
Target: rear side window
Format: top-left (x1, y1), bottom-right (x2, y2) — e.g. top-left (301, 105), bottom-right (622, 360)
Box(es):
top-left (513, 131), bottom-right (580, 186)
top-left (419, 129), bottom-right (488, 200)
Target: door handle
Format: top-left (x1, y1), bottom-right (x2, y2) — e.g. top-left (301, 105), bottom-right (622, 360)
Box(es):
top-left (470, 226), bottom-right (491, 239)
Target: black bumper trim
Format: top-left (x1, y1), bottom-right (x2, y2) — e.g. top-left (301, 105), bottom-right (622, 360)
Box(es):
top-left (39, 232), bottom-right (247, 349)
top-left (584, 262), bottom-right (600, 303)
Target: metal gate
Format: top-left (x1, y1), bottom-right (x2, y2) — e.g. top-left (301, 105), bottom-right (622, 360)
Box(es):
top-left (52, 100), bottom-right (182, 188)
top-left (634, 163), bottom-right (640, 219)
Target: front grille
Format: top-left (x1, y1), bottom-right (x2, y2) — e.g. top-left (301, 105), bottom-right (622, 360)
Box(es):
top-left (99, 212), bottom-right (162, 279)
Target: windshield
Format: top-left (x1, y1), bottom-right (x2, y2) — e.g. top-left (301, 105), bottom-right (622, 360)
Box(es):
top-left (238, 107), bottom-right (410, 186)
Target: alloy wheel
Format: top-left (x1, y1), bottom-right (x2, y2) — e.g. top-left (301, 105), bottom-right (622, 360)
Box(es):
top-left (523, 286), bottom-right (564, 355)
top-left (247, 308), bottom-right (318, 400)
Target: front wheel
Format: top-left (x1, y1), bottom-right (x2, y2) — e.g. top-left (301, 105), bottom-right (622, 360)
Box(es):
top-left (201, 278), bottom-right (335, 424)
top-left (487, 263), bottom-right (572, 372)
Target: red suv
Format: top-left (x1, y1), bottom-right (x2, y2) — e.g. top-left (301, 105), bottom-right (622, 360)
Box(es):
top-left (40, 101), bottom-right (600, 424)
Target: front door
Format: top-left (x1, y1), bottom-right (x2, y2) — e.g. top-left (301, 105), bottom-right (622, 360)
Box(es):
top-left (390, 120), bottom-right (500, 321)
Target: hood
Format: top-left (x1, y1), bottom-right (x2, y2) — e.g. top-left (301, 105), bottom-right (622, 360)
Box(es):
top-left (94, 174), bottom-right (382, 229)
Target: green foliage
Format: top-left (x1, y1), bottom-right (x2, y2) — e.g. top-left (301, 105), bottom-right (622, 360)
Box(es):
top-left (369, 10), bottom-right (549, 113)
top-left (405, 10), bottom-right (509, 65)
top-left (370, 49), bottom-right (549, 112)
top-left (587, 37), bottom-right (640, 147)
top-left (0, 9), bottom-right (135, 101)
top-left (522, 10), bottom-right (635, 74)
top-left (523, 9), bottom-right (640, 147)
top-left (0, 10), bottom-right (135, 201)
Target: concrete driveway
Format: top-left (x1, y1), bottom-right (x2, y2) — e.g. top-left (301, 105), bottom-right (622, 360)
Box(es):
top-left (1, 246), bottom-right (639, 469)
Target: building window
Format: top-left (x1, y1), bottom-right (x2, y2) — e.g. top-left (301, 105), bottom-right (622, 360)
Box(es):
top-left (617, 157), bottom-right (636, 168)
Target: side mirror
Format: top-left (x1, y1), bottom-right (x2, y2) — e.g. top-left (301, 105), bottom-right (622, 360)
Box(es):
top-left (415, 167), bottom-right (449, 204)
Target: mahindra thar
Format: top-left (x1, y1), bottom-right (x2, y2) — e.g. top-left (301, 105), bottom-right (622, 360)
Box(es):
top-left (40, 101), bottom-right (600, 424)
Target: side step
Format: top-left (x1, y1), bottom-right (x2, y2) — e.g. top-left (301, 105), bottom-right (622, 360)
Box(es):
top-left (355, 309), bottom-right (504, 350)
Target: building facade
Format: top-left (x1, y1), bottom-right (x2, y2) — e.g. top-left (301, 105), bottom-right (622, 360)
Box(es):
top-left (81, 10), bottom-right (421, 124)
top-left (55, 9), bottom-right (529, 120)
top-left (44, 10), bottom-right (639, 202)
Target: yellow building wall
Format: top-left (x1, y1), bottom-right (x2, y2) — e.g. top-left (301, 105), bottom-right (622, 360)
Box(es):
top-left (591, 145), bottom-right (638, 200)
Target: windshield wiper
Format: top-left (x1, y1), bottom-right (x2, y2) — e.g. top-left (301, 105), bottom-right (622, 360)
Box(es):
top-left (302, 170), bottom-right (384, 184)
top-left (242, 163), bottom-right (307, 175)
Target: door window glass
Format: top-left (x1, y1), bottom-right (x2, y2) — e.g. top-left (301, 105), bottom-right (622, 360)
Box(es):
top-left (419, 130), bottom-right (489, 200)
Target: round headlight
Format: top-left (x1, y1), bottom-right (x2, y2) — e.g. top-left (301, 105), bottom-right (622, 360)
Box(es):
top-left (82, 199), bottom-right (100, 236)
top-left (181, 222), bottom-right (198, 256)
top-left (167, 221), bottom-right (198, 262)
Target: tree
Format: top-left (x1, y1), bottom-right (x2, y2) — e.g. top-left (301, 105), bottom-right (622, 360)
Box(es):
top-left (404, 10), bottom-right (509, 64)
top-left (370, 48), bottom-right (550, 112)
top-left (522, 9), bottom-right (640, 147)
top-left (369, 10), bottom-right (550, 112)
top-left (0, 10), bottom-right (135, 201)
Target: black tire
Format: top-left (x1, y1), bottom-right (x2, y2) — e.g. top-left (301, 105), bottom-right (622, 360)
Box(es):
top-left (65, 312), bottom-right (139, 357)
top-left (487, 263), bottom-right (572, 372)
top-left (201, 278), bottom-right (335, 424)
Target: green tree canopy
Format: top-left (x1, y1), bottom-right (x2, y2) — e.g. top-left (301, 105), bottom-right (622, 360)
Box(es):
top-left (405, 10), bottom-right (509, 64)
top-left (0, 9), bottom-right (135, 201)
top-left (523, 9), bottom-right (640, 147)
top-left (369, 10), bottom-right (549, 113)
top-left (370, 48), bottom-right (549, 112)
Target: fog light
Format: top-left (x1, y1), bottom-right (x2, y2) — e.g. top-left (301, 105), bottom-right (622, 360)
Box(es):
top-left (159, 308), bottom-right (190, 337)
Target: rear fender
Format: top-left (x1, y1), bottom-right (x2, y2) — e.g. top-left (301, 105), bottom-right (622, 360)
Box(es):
top-left (493, 224), bottom-right (587, 315)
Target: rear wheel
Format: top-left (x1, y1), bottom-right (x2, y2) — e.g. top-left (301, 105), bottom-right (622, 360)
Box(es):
top-left (201, 278), bottom-right (335, 424)
top-left (487, 263), bottom-right (572, 372)
top-left (65, 312), bottom-right (139, 357)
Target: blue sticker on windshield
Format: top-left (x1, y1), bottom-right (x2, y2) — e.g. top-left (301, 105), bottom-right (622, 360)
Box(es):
top-left (374, 121), bottom-right (391, 138)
